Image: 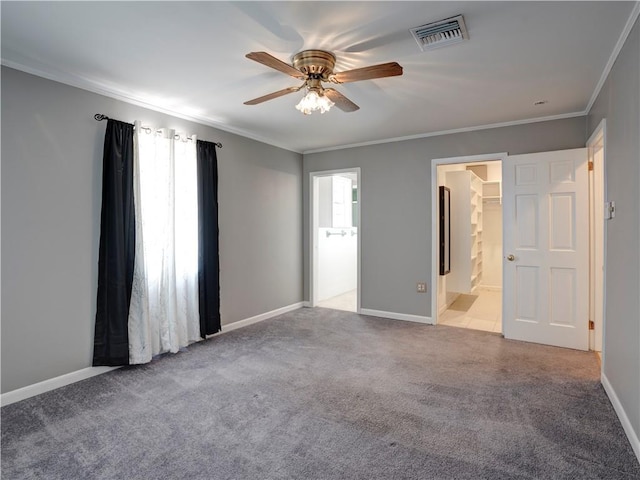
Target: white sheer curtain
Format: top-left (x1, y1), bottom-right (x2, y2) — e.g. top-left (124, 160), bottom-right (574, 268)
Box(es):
top-left (128, 123), bottom-right (200, 364)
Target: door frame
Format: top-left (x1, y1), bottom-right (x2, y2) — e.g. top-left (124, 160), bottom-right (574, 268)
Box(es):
top-left (586, 119), bottom-right (607, 361)
top-left (309, 167), bottom-right (361, 313)
top-left (430, 153), bottom-right (507, 325)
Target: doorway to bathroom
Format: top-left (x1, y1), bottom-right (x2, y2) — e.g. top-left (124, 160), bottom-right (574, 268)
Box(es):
top-left (310, 168), bottom-right (361, 313)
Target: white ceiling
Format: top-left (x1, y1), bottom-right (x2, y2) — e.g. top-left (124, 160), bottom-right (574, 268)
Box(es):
top-left (1, 1), bottom-right (637, 153)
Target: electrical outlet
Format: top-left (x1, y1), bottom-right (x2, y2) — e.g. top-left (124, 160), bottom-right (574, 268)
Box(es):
top-left (417, 282), bottom-right (427, 293)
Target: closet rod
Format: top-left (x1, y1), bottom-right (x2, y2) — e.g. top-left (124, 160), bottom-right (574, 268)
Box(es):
top-left (94, 114), bottom-right (222, 148)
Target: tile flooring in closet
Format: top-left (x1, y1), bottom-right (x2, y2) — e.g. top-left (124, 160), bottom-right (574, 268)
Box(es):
top-left (439, 287), bottom-right (502, 333)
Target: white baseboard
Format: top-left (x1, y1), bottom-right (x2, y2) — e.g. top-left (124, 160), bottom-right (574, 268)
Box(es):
top-left (209, 301), bottom-right (304, 336)
top-left (360, 308), bottom-right (433, 325)
top-left (302, 301), bottom-right (312, 308)
top-left (601, 372), bottom-right (640, 463)
top-left (1, 301), bottom-right (305, 407)
top-left (1, 366), bottom-right (120, 407)
top-left (439, 294), bottom-right (460, 316)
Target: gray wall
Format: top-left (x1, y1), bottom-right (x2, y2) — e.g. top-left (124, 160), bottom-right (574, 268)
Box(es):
top-left (303, 118), bottom-right (586, 317)
top-left (1, 67), bottom-right (303, 393)
top-left (588, 16), bottom-right (640, 445)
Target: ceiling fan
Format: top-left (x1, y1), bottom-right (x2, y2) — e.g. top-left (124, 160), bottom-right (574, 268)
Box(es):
top-left (244, 50), bottom-right (403, 114)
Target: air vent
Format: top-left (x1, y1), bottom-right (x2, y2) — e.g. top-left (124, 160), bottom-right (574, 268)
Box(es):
top-left (410, 15), bottom-right (469, 51)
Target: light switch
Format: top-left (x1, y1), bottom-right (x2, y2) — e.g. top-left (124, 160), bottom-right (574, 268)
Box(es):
top-left (605, 201), bottom-right (615, 219)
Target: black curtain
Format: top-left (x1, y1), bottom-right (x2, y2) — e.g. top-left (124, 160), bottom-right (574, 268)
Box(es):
top-left (197, 140), bottom-right (221, 337)
top-left (93, 119), bottom-right (135, 366)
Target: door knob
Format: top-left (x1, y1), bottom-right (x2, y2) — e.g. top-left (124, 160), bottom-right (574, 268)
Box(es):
top-left (507, 254), bottom-right (515, 261)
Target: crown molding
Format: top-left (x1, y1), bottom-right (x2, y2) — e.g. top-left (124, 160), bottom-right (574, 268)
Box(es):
top-left (585, 1), bottom-right (640, 113)
top-left (302, 111), bottom-right (586, 155)
top-left (4, 1), bottom-right (638, 157)
top-left (1, 59), bottom-right (302, 154)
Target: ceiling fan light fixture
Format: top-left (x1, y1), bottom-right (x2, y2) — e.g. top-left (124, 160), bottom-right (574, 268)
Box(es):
top-left (295, 89), bottom-right (334, 115)
top-left (244, 49), bottom-right (400, 113)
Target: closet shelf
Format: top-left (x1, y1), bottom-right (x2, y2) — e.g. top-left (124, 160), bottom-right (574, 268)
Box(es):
top-left (445, 170), bottom-right (484, 294)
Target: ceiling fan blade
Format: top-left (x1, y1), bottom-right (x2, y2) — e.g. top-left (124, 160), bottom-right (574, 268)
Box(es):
top-left (244, 86), bottom-right (302, 105)
top-left (330, 62), bottom-right (403, 84)
top-left (245, 52), bottom-right (304, 79)
top-left (324, 88), bottom-right (360, 112)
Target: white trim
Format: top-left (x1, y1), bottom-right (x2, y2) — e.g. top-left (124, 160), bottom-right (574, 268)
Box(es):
top-left (587, 118), bottom-right (607, 148)
top-left (586, 119), bottom-right (607, 361)
top-left (1, 302), bottom-right (304, 407)
top-left (209, 302), bottom-right (304, 337)
top-left (431, 152), bottom-right (509, 166)
top-left (601, 372), bottom-right (640, 463)
top-left (360, 308), bottom-right (433, 325)
top-left (585, 2), bottom-right (640, 113)
top-left (430, 153), bottom-right (508, 327)
top-left (1, 366), bottom-right (120, 407)
top-left (0, 59), bottom-right (302, 154)
top-left (308, 168), bottom-right (361, 313)
top-left (303, 112), bottom-right (584, 154)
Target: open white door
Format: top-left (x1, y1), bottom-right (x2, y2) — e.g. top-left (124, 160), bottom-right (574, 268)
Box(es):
top-left (503, 148), bottom-right (589, 350)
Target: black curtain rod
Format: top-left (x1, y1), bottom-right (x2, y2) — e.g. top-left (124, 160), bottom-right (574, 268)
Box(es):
top-left (94, 114), bottom-right (222, 148)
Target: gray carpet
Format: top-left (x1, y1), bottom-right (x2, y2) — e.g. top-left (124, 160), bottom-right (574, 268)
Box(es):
top-left (2, 308), bottom-right (639, 479)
